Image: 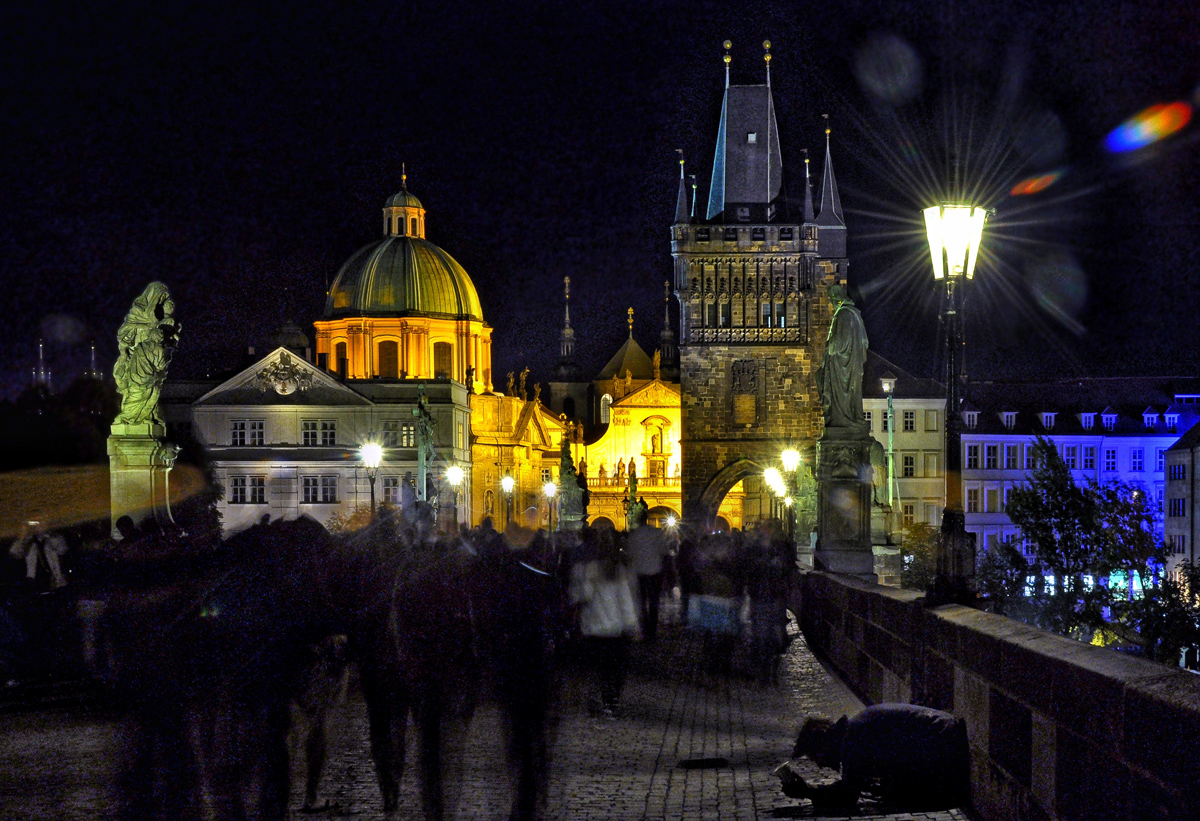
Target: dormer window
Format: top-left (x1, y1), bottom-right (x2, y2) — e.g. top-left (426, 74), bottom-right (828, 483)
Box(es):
top-left (1144, 412), bottom-right (1158, 430)
top-left (1081, 413), bottom-right (1095, 430)
top-left (963, 411), bottom-right (979, 429)
top-left (746, 132), bottom-right (758, 144)
top-left (1102, 413), bottom-right (1117, 431)
top-left (1167, 413), bottom-right (1179, 432)
top-left (1041, 412), bottom-right (1056, 430)
top-left (1001, 412), bottom-right (1016, 430)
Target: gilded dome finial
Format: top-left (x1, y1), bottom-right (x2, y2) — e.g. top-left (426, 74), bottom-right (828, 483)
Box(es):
top-left (401, 162), bottom-right (407, 190)
top-left (823, 113), bottom-right (831, 138)
top-left (627, 306), bottom-right (634, 338)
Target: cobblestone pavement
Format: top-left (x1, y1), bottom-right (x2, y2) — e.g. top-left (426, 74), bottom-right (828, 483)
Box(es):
top-left (0, 610), bottom-right (969, 821)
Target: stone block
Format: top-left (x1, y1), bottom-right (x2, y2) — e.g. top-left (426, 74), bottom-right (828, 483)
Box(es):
top-left (1055, 727), bottom-right (1130, 821)
top-left (988, 687), bottom-right (1032, 786)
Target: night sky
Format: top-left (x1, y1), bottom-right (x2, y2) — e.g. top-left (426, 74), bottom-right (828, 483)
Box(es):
top-left (3, 0), bottom-right (1198, 400)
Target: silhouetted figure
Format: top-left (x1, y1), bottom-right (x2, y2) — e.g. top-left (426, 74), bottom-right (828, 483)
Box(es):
top-left (777, 704), bottom-right (969, 809)
top-left (569, 528), bottom-right (638, 715)
top-left (626, 511), bottom-right (666, 642)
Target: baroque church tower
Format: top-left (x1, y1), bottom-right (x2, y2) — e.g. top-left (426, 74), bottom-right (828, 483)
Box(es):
top-left (672, 42), bottom-right (849, 528)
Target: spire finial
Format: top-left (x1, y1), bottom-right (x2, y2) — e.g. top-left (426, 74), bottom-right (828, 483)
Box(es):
top-left (677, 148), bottom-right (684, 177)
top-left (763, 40), bottom-right (772, 85)
top-left (663, 281), bottom-right (671, 324)
top-left (627, 307), bottom-right (634, 338)
top-left (723, 40), bottom-right (732, 87)
top-left (823, 113), bottom-right (830, 139)
top-left (401, 162), bottom-right (407, 190)
top-left (689, 175), bottom-right (697, 218)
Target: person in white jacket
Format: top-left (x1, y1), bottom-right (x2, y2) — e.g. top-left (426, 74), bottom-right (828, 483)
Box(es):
top-left (569, 528), bottom-right (639, 716)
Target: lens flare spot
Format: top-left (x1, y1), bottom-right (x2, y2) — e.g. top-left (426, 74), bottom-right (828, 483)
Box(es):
top-left (854, 33), bottom-right (924, 106)
top-left (1010, 170), bottom-right (1064, 196)
top-left (1027, 252), bottom-right (1087, 334)
top-left (1104, 102), bottom-right (1192, 152)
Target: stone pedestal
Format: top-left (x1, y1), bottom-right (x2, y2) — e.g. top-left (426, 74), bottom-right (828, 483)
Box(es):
top-left (815, 425), bottom-right (876, 582)
top-left (108, 423), bottom-right (179, 536)
top-left (556, 479), bottom-right (586, 532)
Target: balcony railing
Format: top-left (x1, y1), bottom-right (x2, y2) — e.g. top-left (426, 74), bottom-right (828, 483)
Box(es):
top-left (588, 476), bottom-right (681, 488)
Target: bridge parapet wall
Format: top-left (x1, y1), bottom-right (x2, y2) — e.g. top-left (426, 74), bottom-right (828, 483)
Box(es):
top-left (800, 571), bottom-right (1200, 821)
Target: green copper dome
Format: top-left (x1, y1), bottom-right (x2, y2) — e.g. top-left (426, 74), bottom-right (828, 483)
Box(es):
top-left (385, 189), bottom-right (424, 209)
top-left (323, 236), bottom-right (484, 320)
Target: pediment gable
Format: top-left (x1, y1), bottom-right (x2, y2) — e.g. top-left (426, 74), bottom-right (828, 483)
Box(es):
top-left (195, 348), bottom-right (371, 407)
top-left (614, 379), bottom-right (681, 409)
top-left (512, 400), bottom-right (567, 449)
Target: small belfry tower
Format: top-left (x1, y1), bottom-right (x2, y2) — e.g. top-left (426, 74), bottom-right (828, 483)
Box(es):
top-left (671, 40), bottom-right (849, 530)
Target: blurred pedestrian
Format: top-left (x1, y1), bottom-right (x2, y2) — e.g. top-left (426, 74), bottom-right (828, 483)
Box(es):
top-left (626, 511), bottom-right (666, 642)
top-left (569, 528), bottom-right (639, 716)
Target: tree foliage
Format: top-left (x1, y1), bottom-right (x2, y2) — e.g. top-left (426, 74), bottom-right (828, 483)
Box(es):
top-left (994, 435), bottom-right (1200, 663)
top-left (900, 522), bottom-right (938, 591)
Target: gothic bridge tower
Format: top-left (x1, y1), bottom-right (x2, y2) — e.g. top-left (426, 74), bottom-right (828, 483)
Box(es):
top-left (672, 41), bottom-right (849, 530)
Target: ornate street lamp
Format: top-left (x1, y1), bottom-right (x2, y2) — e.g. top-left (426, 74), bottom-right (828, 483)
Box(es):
top-left (501, 471), bottom-right (515, 529)
top-left (361, 441), bottom-right (383, 519)
top-left (543, 481), bottom-right (557, 532)
top-left (880, 374), bottom-right (897, 510)
top-left (446, 464), bottom-right (464, 527)
top-left (924, 203), bottom-right (986, 600)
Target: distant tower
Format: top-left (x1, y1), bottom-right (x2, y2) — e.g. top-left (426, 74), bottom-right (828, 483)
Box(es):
top-left (556, 276), bottom-right (579, 380)
top-left (672, 40), bottom-right (849, 530)
top-left (659, 280), bottom-right (679, 381)
top-left (549, 275), bottom-right (588, 422)
top-left (84, 342), bottom-right (104, 381)
top-left (31, 339), bottom-right (51, 391)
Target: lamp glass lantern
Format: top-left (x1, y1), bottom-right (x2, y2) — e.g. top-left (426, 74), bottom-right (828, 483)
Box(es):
top-left (361, 442), bottom-right (384, 518)
top-left (924, 205), bottom-right (986, 280)
top-left (781, 449), bottom-right (800, 474)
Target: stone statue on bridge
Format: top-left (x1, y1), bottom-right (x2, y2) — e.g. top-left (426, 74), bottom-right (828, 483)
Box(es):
top-left (113, 281), bottom-right (180, 426)
top-left (816, 285), bottom-right (868, 431)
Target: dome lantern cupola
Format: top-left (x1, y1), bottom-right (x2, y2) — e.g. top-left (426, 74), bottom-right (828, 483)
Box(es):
top-left (383, 166), bottom-right (426, 238)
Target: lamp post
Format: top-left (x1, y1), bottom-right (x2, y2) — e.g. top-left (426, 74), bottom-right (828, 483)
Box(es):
top-left (361, 442), bottom-right (383, 520)
top-left (446, 464), bottom-right (463, 528)
top-left (780, 448), bottom-right (801, 542)
top-left (501, 471), bottom-right (515, 529)
top-left (543, 481), bottom-right (557, 532)
top-left (880, 374), bottom-right (897, 511)
top-left (924, 203), bottom-right (986, 601)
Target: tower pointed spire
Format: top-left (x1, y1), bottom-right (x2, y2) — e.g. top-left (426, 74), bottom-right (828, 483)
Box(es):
top-left (659, 280), bottom-right (677, 379)
top-left (674, 150), bottom-right (689, 224)
top-left (85, 341), bottom-right (104, 380)
top-left (803, 149), bottom-right (815, 223)
top-left (817, 117), bottom-right (844, 227)
top-left (556, 276), bottom-right (578, 380)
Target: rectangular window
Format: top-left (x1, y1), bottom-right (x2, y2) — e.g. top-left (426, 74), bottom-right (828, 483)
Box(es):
top-left (301, 476), bottom-right (338, 504)
top-left (964, 411), bottom-right (979, 429)
top-left (1169, 464), bottom-right (1187, 481)
top-left (775, 302), bottom-right (786, 328)
top-left (1025, 444), bottom-right (1038, 471)
top-left (401, 423), bottom-right (416, 448)
top-left (1132, 448), bottom-right (1144, 472)
top-left (1002, 412), bottom-right (1017, 430)
top-left (903, 454), bottom-right (915, 478)
top-left (985, 445), bottom-right (998, 470)
top-left (1104, 448), bottom-right (1117, 472)
top-left (1081, 414), bottom-right (1095, 430)
top-left (249, 420), bottom-right (264, 446)
top-left (1063, 446), bottom-right (1078, 470)
top-left (882, 411), bottom-right (889, 432)
top-left (1005, 444), bottom-right (1019, 470)
top-left (966, 444), bottom-right (980, 470)
top-left (229, 476), bottom-right (247, 504)
top-left (321, 420), bottom-right (336, 446)
top-left (231, 420), bottom-right (247, 446)
top-left (707, 301), bottom-right (718, 327)
top-left (302, 420), bottom-right (318, 446)
top-left (720, 302), bottom-right (731, 327)
top-left (383, 420), bottom-right (400, 447)
top-left (383, 476), bottom-right (400, 505)
top-left (986, 488), bottom-right (999, 513)
top-left (1004, 485), bottom-right (1013, 511)
top-left (1083, 446), bottom-right (1096, 471)
top-left (903, 410), bottom-right (915, 432)
top-left (248, 476), bottom-right (266, 504)
top-left (1156, 448), bottom-right (1165, 473)
top-left (1169, 498), bottom-right (1185, 517)
top-left (925, 410), bottom-right (938, 432)
top-left (761, 303), bottom-right (772, 327)
top-left (457, 421), bottom-right (466, 450)
top-left (864, 410), bottom-right (873, 430)
top-left (966, 488), bottom-right (980, 513)
top-left (541, 467), bottom-right (552, 485)
top-left (1156, 487), bottom-right (1164, 514)
top-left (902, 503), bottom-right (915, 526)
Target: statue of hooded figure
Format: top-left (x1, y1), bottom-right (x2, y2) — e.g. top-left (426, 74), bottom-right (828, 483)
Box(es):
top-left (816, 285), bottom-right (868, 430)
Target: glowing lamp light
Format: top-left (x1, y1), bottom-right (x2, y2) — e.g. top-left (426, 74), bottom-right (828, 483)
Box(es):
top-left (543, 481), bottom-right (556, 499)
top-left (666, 515), bottom-right (677, 527)
top-left (784, 497), bottom-right (793, 508)
top-left (360, 442), bottom-right (383, 471)
top-left (924, 204), bottom-right (986, 281)
top-left (501, 474), bottom-right (515, 494)
top-left (781, 449), bottom-right (801, 473)
top-left (764, 467), bottom-right (782, 490)
top-left (446, 465), bottom-right (464, 487)
top-left (1105, 102), bottom-right (1192, 153)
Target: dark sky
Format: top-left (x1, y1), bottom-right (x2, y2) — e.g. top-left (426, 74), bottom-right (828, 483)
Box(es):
top-left (2, 0), bottom-right (1198, 399)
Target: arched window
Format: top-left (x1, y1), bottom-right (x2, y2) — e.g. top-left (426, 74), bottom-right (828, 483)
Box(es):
top-left (600, 394), bottom-right (613, 424)
top-left (335, 342), bottom-right (347, 376)
top-left (433, 342), bottom-right (452, 379)
top-left (411, 217), bottom-right (419, 235)
top-left (378, 340), bottom-right (399, 378)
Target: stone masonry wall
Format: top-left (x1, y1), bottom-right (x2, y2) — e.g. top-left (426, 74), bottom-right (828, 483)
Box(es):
top-left (800, 571), bottom-right (1200, 821)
